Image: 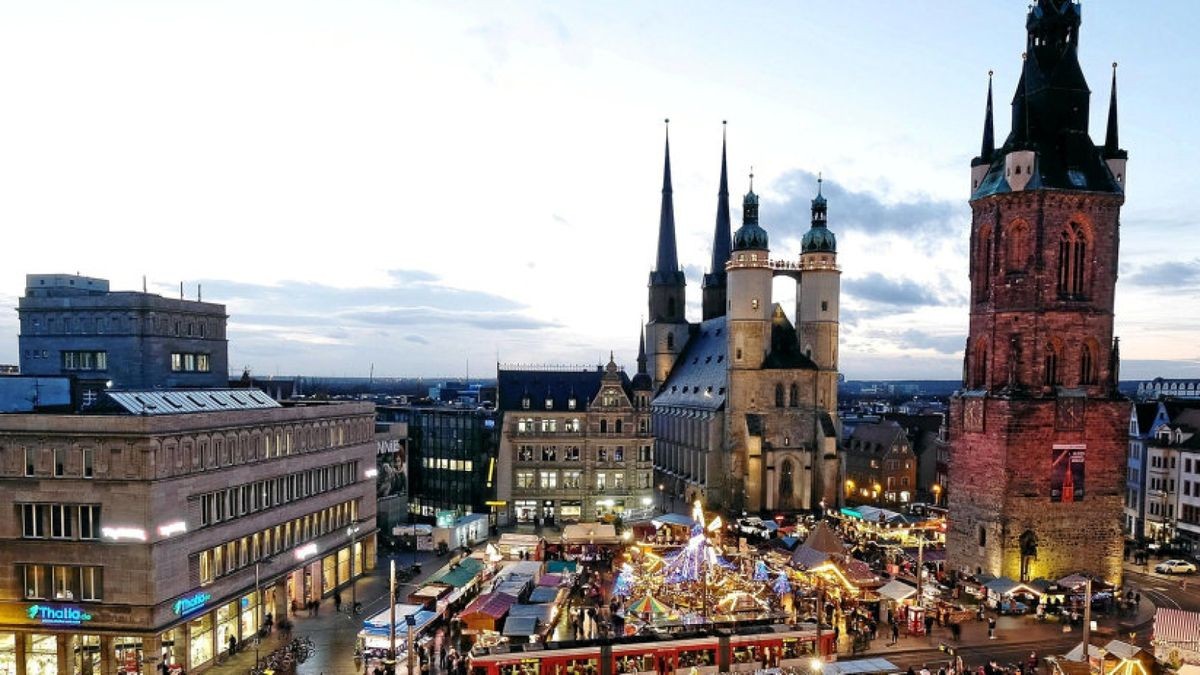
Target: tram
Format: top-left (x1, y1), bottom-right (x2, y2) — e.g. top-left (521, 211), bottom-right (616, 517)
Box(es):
top-left (470, 625), bottom-right (834, 675)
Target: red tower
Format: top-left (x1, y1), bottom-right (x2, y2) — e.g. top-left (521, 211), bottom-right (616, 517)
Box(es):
top-left (946, 0), bottom-right (1128, 585)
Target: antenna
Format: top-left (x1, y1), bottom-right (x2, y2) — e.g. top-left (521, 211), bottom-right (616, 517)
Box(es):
top-left (142, 276), bottom-right (147, 293)
top-left (198, 284), bottom-right (202, 302)
top-left (180, 281), bottom-right (184, 300)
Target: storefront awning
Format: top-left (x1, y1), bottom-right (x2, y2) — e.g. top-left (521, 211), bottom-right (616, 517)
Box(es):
top-left (877, 579), bottom-right (918, 602)
top-left (1155, 607), bottom-right (1200, 643)
top-left (360, 604), bottom-right (439, 637)
top-left (428, 557), bottom-right (485, 588)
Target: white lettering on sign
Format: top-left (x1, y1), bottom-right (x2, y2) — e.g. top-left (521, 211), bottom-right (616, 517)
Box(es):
top-left (377, 439), bottom-right (401, 455)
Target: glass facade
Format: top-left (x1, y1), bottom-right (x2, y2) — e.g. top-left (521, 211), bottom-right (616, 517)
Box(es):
top-left (25, 635), bottom-right (56, 675)
top-left (378, 407), bottom-right (498, 519)
top-left (0, 634), bottom-right (16, 675)
top-left (72, 635), bottom-right (100, 675)
top-left (188, 614), bottom-right (213, 668)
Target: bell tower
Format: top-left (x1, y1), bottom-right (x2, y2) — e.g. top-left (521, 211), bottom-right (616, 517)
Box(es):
top-left (947, 0), bottom-right (1128, 586)
top-left (646, 120), bottom-right (689, 389)
top-left (796, 176), bottom-right (840, 415)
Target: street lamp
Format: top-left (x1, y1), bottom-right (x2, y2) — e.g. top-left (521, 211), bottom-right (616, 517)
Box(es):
top-left (931, 484), bottom-right (942, 507)
top-left (658, 483), bottom-right (666, 512)
top-left (347, 522), bottom-right (362, 614)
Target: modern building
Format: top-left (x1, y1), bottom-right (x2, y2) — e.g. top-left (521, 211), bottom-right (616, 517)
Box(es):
top-left (496, 355), bottom-right (655, 527)
top-left (375, 405), bottom-right (499, 525)
top-left (947, 0), bottom-right (1129, 584)
top-left (647, 126), bottom-right (842, 515)
top-left (0, 391), bottom-right (377, 675)
top-left (842, 421), bottom-right (918, 506)
top-left (17, 274), bottom-right (229, 402)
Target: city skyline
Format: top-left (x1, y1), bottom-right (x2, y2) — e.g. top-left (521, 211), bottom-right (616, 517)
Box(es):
top-left (1, 1), bottom-right (1197, 380)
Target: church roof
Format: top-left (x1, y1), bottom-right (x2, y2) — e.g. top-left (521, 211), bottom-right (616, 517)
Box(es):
top-left (497, 367), bottom-right (632, 413)
top-left (764, 305), bottom-right (818, 370)
top-left (652, 317), bottom-right (728, 412)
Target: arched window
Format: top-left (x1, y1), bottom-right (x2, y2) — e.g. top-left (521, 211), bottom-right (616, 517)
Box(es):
top-left (972, 337), bottom-right (989, 388)
top-left (1080, 341), bottom-right (1097, 385)
top-left (1057, 223), bottom-right (1088, 298)
top-left (1006, 220), bottom-right (1030, 271)
top-left (774, 384), bottom-right (785, 407)
top-left (975, 224), bottom-right (993, 301)
top-left (1044, 341), bottom-right (1060, 387)
top-left (599, 419), bottom-right (607, 434)
top-left (779, 459), bottom-right (795, 509)
top-left (615, 419), bottom-right (623, 433)
top-left (789, 384), bottom-right (799, 408)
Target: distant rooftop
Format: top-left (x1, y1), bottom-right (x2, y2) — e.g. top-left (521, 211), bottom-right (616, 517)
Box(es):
top-left (25, 273), bottom-right (110, 297)
top-left (105, 389), bottom-right (281, 415)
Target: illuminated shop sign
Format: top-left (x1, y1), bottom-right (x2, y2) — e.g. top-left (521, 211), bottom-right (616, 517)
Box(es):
top-left (27, 604), bottom-right (93, 626)
top-left (172, 592), bottom-right (212, 617)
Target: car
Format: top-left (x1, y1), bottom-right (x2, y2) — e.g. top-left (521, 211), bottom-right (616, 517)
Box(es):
top-left (1156, 559), bottom-right (1198, 574)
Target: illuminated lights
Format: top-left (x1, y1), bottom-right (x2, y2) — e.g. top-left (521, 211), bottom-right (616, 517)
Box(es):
top-left (294, 543), bottom-right (319, 560)
top-left (157, 521), bottom-right (187, 537)
top-left (364, 468), bottom-right (379, 478)
top-left (172, 592), bottom-right (212, 616)
top-left (27, 604), bottom-right (93, 626)
top-left (102, 527), bottom-right (147, 541)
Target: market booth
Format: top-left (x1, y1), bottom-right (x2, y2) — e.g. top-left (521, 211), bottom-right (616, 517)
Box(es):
top-left (561, 523), bottom-right (622, 562)
top-left (982, 577), bottom-right (1041, 614)
top-left (425, 557), bottom-right (488, 616)
top-left (458, 593), bottom-right (518, 634)
top-left (497, 533), bottom-right (543, 561)
top-left (359, 603), bottom-right (439, 675)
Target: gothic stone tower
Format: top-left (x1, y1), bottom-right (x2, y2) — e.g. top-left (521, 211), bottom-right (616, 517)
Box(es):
top-left (647, 122), bottom-right (689, 389)
top-left (947, 0), bottom-right (1128, 585)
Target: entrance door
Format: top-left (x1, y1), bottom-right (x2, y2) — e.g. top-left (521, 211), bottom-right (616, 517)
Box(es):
top-left (542, 503), bottom-right (556, 526)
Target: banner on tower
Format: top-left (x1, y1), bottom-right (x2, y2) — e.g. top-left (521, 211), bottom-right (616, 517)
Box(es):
top-left (1050, 444), bottom-right (1086, 502)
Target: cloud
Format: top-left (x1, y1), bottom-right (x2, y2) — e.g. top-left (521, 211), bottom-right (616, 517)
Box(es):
top-left (1126, 259), bottom-right (1200, 288)
top-left (894, 329), bottom-right (966, 355)
top-left (844, 273), bottom-right (943, 307)
top-left (404, 335), bottom-right (430, 345)
top-left (762, 170), bottom-right (962, 241)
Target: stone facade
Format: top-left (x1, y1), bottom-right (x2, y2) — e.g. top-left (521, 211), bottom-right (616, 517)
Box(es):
top-left (0, 402), bottom-right (377, 675)
top-left (497, 359), bottom-right (655, 525)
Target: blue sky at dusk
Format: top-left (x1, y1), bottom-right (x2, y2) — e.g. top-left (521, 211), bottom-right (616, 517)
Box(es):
top-left (0, 1), bottom-right (1196, 379)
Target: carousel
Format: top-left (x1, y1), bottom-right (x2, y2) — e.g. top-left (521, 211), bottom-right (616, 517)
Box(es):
top-left (613, 501), bottom-right (797, 632)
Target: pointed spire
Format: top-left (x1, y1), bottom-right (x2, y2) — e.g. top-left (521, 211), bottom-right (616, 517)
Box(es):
top-left (654, 118), bottom-right (680, 275)
top-left (981, 70), bottom-right (996, 161)
top-left (637, 325), bottom-right (648, 375)
top-left (708, 120), bottom-right (732, 277)
top-left (1105, 62), bottom-right (1121, 155)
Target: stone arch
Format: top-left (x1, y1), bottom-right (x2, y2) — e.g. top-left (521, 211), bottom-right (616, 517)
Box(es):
top-left (975, 222), bottom-right (994, 301)
top-left (1080, 338), bottom-right (1100, 385)
top-left (1044, 337), bottom-right (1063, 387)
top-left (1005, 218), bottom-right (1032, 271)
top-left (774, 383), bottom-right (785, 407)
top-left (971, 336), bottom-right (989, 388)
top-left (1056, 220), bottom-right (1091, 299)
top-left (779, 458), bottom-right (796, 511)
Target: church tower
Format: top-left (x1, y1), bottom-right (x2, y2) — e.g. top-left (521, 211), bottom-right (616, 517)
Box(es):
top-left (726, 177), bottom-right (773, 371)
top-left (947, 0), bottom-right (1128, 585)
top-left (796, 177), bottom-right (841, 415)
top-left (702, 123), bottom-right (733, 321)
top-left (646, 121), bottom-right (689, 389)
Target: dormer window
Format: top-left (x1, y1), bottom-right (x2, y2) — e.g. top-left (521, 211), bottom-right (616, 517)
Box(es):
top-left (568, 397), bottom-right (577, 410)
top-left (545, 397), bottom-right (553, 410)
top-left (521, 396), bottom-right (531, 410)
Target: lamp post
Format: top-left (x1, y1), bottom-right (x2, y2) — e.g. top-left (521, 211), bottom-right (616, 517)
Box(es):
top-left (389, 560), bottom-right (397, 672)
top-left (931, 484), bottom-right (942, 507)
top-left (348, 522), bottom-right (362, 614)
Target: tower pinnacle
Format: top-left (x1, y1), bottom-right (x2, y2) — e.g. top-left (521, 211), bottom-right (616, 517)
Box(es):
top-left (1105, 62), bottom-right (1124, 157)
top-left (653, 118), bottom-right (680, 277)
top-left (980, 71), bottom-right (995, 162)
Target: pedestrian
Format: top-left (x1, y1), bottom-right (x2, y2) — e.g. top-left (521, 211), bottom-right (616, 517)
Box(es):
top-left (335, 590), bottom-right (342, 613)
top-left (227, 634), bottom-right (236, 656)
top-left (833, 624), bottom-right (840, 651)
top-left (951, 622), bottom-right (961, 642)
top-left (987, 616), bottom-right (996, 640)
top-left (891, 621), bottom-right (900, 645)
top-left (924, 614), bottom-right (934, 637)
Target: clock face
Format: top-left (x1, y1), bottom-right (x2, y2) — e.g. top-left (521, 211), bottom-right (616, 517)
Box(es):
top-left (1057, 397), bottom-right (1084, 430)
top-left (964, 399), bottom-right (984, 432)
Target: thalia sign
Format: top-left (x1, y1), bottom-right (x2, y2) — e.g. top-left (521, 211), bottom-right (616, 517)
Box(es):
top-left (172, 592), bottom-right (212, 616)
top-left (27, 605), bottom-right (94, 626)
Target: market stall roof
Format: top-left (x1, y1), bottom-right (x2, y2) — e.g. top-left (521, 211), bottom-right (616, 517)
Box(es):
top-left (561, 523), bottom-right (621, 545)
top-left (844, 558), bottom-right (880, 586)
top-left (843, 505), bottom-right (906, 524)
top-left (361, 604), bottom-right (439, 637)
top-left (821, 658), bottom-right (898, 675)
top-left (1058, 574), bottom-right (1091, 589)
top-left (545, 560), bottom-right (577, 574)
top-left (1155, 607), bottom-right (1200, 642)
top-left (495, 580), bottom-right (531, 597)
top-left (652, 513), bottom-right (696, 528)
top-left (508, 603), bottom-right (555, 623)
top-left (1063, 640), bottom-right (1146, 662)
top-left (502, 616), bottom-right (540, 637)
top-left (792, 545), bottom-right (831, 569)
top-left (983, 577), bottom-right (1040, 597)
top-left (773, 535), bottom-right (800, 551)
top-left (529, 586), bottom-right (560, 604)
top-left (460, 592), bottom-right (517, 620)
top-left (802, 521), bottom-right (845, 555)
top-left (428, 557), bottom-right (485, 588)
top-left (498, 533), bottom-right (542, 548)
top-left (537, 573), bottom-right (563, 587)
top-left (877, 579), bottom-right (918, 601)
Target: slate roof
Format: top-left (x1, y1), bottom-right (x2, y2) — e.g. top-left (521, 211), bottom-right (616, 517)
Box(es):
top-left (497, 367), bottom-right (631, 413)
top-left (764, 306), bottom-right (817, 370)
top-left (653, 316), bottom-right (729, 411)
top-left (847, 421), bottom-right (909, 453)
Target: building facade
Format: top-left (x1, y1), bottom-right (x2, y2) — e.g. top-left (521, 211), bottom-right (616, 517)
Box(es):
top-left (1124, 402), bottom-right (1200, 546)
top-left (496, 357), bottom-right (655, 526)
top-left (947, 0), bottom-right (1129, 584)
top-left (1137, 379), bottom-right (1200, 401)
top-left (843, 421), bottom-right (918, 506)
top-left (376, 405), bottom-right (499, 524)
top-left (17, 275), bottom-right (229, 400)
top-left (0, 393), bottom-right (377, 675)
top-left (648, 128), bottom-right (841, 515)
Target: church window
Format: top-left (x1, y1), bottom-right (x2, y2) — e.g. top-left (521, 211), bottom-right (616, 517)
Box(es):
top-left (1080, 341), bottom-right (1097, 385)
top-left (1044, 341), bottom-right (1060, 387)
top-left (971, 337), bottom-right (988, 388)
top-left (1057, 223), bottom-right (1088, 298)
top-left (974, 224), bottom-right (993, 302)
top-left (978, 525), bottom-right (987, 547)
top-left (668, 297), bottom-right (677, 318)
top-left (1006, 220), bottom-right (1030, 271)
top-left (821, 301), bottom-right (828, 312)
top-left (789, 384), bottom-right (799, 407)
top-left (752, 299), bottom-right (759, 310)
top-left (774, 384), bottom-right (784, 408)
top-left (735, 348), bottom-right (742, 361)
top-left (666, 333), bottom-right (675, 350)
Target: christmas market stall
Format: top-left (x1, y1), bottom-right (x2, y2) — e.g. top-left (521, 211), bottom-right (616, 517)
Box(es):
top-left (458, 593), bottom-right (518, 634)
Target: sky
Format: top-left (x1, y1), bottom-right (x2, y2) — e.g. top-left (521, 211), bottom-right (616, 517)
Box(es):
top-left (1, 1), bottom-right (1198, 381)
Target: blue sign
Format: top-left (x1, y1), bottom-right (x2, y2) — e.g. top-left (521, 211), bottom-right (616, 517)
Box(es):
top-left (27, 604), bottom-right (93, 626)
top-left (173, 592), bottom-right (212, 617)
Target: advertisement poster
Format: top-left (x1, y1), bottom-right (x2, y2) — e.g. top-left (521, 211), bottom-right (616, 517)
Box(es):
top-left (1050, 444), bottom-right (1086, 502)
top-left (376, 436), bottom-right (408, 501)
